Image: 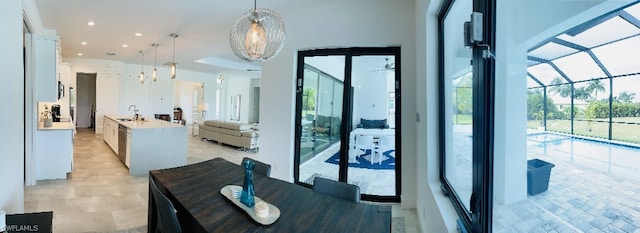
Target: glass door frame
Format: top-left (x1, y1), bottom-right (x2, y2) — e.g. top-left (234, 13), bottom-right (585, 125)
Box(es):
top-left (293, 47), bottom-right (402, 202)
top-left (438, 0), bottom-right (496, 232)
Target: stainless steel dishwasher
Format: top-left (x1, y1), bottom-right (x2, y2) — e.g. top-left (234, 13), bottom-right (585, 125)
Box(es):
top-left (118, 124), bottom-right (127, 164)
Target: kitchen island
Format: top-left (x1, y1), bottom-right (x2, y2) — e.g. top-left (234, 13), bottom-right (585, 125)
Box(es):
top-left (104, 115), bottom-right (187, 175)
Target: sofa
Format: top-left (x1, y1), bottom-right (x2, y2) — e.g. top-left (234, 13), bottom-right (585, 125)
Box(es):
top-left (199, 120), bottom-right (259, 151)
top-left (356, 118), bottom-right (389, 129)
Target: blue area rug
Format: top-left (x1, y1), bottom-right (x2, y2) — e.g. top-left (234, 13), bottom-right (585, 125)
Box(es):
top-left (324, 149), bottom-right (395, 170)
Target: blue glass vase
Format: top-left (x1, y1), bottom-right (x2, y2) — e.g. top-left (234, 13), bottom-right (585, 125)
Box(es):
top-left (240, 160), bottom-right (256, 207)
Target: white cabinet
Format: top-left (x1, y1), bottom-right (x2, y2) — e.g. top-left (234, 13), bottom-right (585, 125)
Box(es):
top-left (110, 121), bottom-right (118, 152)
top-left (103, 117), bottom-right (119, 153)
top-left (110, 120), bottom-right (119, 152)
top-left (33, 34), bottom-right (60, 102)
top-left (103, 119), bottom-right (110, 146)
top-left (35, 122), bottom-right (74, 180)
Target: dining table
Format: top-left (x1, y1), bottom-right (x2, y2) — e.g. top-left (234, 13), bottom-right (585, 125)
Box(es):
top-left (148, 157), bottom-right (391, 233)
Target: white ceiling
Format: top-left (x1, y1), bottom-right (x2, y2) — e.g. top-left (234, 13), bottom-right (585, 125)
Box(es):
top-left (33, 0), bottom-right (310, 78)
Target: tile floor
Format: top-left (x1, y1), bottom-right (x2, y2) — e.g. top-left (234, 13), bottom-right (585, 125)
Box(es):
top-left (24, 128), bottom-right (420, 233)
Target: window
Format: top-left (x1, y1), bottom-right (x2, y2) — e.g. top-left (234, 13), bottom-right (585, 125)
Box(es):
top-left (438, 0), bottom-right (495, 231)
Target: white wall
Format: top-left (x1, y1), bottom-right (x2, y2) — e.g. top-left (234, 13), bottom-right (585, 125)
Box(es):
top-left (56, 63), bottom-right (72, 119)
top-left (249, 78), bottom-right (261, 123)
top-left (352, 69), bottom-right (391, 128)
top-left (173, 81), bottom-right (192, 123)
top-left (173, 70), bottom-right (253, 123)
top-left (0, 0), bottom-right (25, 214)
top-left (172, 80), bottom-right (204, 124)
top-left (259, 0), bottom-right (418, 209)
top-left (223, 77), bottom-right (252, 123)
top-left (63, 58), bottom-right (253, 131)
top-left (64, 58), bottom-right (121, 133)
top-left (415, 0), bottom-right (460, 231)
top-left (120, 61), bottom-right (175, 120)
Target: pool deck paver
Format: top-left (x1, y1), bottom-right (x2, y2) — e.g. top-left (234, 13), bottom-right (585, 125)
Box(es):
top-left (495, 135), bottom-right (640, 233)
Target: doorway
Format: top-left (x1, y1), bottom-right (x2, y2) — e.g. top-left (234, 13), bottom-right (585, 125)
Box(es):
top-left (294, 47), bottom-right (401, 202)
top-left (76, 73), bottom-right (97, 129)
top-left (251, 87), bottom-right (260, 123)
top-left (24, 21), bottom-right (33, 185)
top-left (192, 83), bottom-right (204, 124)
top-left (173, 80), bottom-right (204, 125)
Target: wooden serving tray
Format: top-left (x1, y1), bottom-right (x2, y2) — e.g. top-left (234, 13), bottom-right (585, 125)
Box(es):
top-left (220, 185), bottom-right (281, 225)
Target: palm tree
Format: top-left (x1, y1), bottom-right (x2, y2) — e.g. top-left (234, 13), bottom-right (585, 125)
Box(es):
top-left (574, 86), bottom-right (592, 101)
top-left (548, 77), bottom-right (571, 98)
top-left (616, 91), bottom-right (636, 103)
top-left (586, 79), bottom-right (606, 101)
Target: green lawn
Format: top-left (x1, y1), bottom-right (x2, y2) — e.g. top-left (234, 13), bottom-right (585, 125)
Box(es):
top-left (453, 114), bottom-right (472, 125)
top-left (527, 120), bottom-right (542, 129)
top-left (531, 117), bottom-right (640, 143)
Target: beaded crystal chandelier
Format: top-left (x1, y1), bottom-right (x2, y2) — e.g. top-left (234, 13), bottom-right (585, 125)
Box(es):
top-left (230, 0), bottom-right (286, 62)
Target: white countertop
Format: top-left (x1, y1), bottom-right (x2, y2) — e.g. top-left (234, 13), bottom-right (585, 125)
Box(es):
top-left (105, 115), bottom-right (186, 129)
top-left (38, 121), bottom-right (75, 130)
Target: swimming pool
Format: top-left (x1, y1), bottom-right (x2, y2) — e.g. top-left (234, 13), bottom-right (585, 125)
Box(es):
top-left (527, 132), bottom-right (640, 178)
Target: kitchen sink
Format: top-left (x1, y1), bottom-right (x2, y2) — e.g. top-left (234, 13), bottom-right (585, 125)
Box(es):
top-left (117, 118), bottom-right (133, 122)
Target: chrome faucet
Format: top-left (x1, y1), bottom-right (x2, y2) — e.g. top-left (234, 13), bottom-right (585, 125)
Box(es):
top-left (128, 105), bottom-right (139, 119)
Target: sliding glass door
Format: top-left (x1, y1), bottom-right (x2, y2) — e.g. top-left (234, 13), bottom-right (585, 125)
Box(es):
top-left (347, 55), bottom-right (397, 197)
top-left (294, 48), bottom-right (401, 202)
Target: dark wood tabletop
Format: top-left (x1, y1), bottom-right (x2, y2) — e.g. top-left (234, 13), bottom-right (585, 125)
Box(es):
top-left (148, 157), bottom-right (391, 233)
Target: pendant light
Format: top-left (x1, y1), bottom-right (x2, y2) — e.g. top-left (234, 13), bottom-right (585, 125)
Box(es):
top-left (152, 43), bottom-right (159, 82)
top-left (139, 51), bottom-right (145, 84)
top-left (169, 33), bottom-right (179, 79)
top-left (230, 0), bottom-right (286, 62)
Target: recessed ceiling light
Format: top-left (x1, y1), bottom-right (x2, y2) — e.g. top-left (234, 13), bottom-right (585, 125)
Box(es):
top-left (81, 41), bottom-right (87, 45)
top-left (78, 53), bottom-right (83, 56)
top-left (87, 21), bottom-right (95, 26)
top-left (135, 32), bottom-right (142, 37)
top-left (122, 44), bottom-right (128, 48)
top-left (106, 52), bottom-right (116, 56)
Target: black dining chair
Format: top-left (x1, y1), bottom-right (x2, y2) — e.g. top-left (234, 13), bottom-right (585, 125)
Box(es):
top-left (150, 178), bottom-right (182, 233)
top-left (242, 157), bottom-right (272, 177)
top-left (312, 177), bottom-right (361, 203)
